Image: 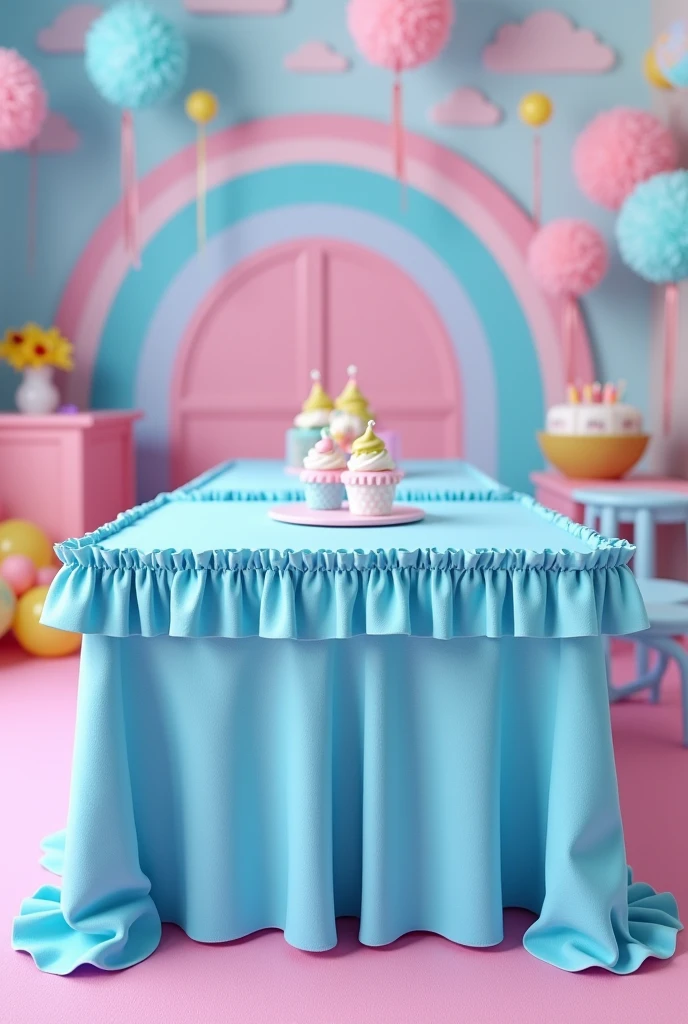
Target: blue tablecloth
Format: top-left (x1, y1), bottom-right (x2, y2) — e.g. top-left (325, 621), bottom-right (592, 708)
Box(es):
top-left (177, 459), bottom-right (507, 503)
top-left (13, 461), bottom-right (681, 975)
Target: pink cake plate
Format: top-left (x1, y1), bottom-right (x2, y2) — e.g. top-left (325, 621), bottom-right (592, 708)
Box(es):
top-left (269, 503), bottom-right (425, 527)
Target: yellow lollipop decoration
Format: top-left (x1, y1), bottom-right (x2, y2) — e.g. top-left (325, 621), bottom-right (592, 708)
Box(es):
top-left (186, 90), bottom-right (218, 125)
top-left (518, 92), bottom-right (553, 128)
top-left (519, 93), bottom-right (554, 227)
top-left (643, 48), bottom-right (674, 90)
top-left (185, 90), bottom-right (219, 250)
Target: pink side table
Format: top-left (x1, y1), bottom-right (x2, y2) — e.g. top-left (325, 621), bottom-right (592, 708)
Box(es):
top-left (0, 411), bottom-right (142, 544)
top-left (531, 471), bottom-right (688, 581)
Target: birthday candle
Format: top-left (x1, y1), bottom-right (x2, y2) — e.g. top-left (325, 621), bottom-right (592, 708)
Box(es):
top-left (582, 383), bottom-right (593, 404)
top-left (592, 381), bottom-right (602, 403)
top-left (617, 379), bottom-right (627, 402)
top-left (567, 384), bottom-right (579, 404)
top-left (602, 382), bottom-right (616, 404)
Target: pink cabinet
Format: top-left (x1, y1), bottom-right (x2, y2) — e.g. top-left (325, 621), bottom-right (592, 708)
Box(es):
top-left (0, 411), bottom-right (142, 543)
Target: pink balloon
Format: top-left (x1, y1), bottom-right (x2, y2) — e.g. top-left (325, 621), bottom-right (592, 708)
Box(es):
top-left (0, 48), bottom-right (47, 151)
top-left (0, 553), bottom-right (37, 596)
top-left (574, 108), bottom-right (678, 211)
top-left (348, 0), bottom-right (453, 72)
top-left (528, 219), bottom-right (608, 297)
top-left (36, 565), bottom-right (59, 586)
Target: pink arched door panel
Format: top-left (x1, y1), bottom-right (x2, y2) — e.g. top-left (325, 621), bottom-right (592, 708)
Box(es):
top-left (171, 239), bottom-right (462, 487)
top-left (324, 244), bottom-right (462, 458)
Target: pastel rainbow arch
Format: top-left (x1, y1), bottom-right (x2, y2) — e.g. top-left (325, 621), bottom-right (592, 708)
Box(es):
top-left (137, 206), bottom-right (495, 497)
top-left (55, 115), bottom-right (593, 492)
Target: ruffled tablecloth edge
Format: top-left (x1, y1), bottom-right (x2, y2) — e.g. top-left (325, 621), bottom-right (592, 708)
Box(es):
top-left (52, 488), bottom-right (636, 569)
top-left (12, 835), bottom-right (682, 976)
top-left (39, 488), bottom-right (651, 639)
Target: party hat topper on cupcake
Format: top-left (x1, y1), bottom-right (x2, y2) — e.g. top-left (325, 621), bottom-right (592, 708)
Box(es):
top-left (351, 419), bottom-right (385, 457)
top-left (334, 365), bottom-right (373, 420)
top-left (302, 369), bottom-right (334, 412)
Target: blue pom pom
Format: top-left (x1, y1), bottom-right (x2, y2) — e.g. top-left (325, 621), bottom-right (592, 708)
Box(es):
top-left (616, 170), bottom-right (688, 284)
top-left (85, 1), bottom-right (187, 110)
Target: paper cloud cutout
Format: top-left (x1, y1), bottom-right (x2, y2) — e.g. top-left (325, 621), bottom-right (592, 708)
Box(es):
top-left (184, 0), bottom-right (287, 12)
top-left (431, 87), bottom-right (502, 126)
top-left (31, 113), bottom-right (80, 154)
top-left (37, 4), bottom-right (102, 53)
top-left (284, 41), bottom-right (349, 73)
top-left (483, 10), bottom-right (615, 74)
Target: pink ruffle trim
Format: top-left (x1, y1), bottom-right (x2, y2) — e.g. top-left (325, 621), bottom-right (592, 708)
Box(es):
top-left (300, 468), bottom-right (345, 484)
top-left (341, 470), bottom-right (405, 486)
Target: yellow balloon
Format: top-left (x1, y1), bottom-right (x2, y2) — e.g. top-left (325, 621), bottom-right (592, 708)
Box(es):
top-left (0, 520), bottom-right (53, 568)
top-left (185, 90), bottom-right (219, 126)
top-left (13, 585), bottom-right (81, 657)
top-left (644, 48), bottom-right (674, 90)
top-left (0, 578), bottom-right (16, 638)
top-left (518, 92), bottom-right (553, 128)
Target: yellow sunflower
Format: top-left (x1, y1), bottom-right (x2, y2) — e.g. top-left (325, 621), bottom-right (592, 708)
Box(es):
top-left (0, 324), bottom-right (74, 372)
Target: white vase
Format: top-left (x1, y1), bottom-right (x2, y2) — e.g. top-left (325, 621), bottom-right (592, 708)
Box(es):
top-left (15, 366), bottom-right (60, 415)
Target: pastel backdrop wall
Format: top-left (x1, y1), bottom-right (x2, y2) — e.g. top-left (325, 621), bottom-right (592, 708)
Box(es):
top-left (0, 1), bottom-right (659, 495)
top-left (651, 0), bottom-right (688, 478)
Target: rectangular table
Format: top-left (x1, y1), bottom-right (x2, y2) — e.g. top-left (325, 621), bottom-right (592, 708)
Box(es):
top-left (13, 461), bottom-right (681, 976)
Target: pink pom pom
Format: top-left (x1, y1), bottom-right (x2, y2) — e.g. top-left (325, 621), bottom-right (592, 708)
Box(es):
top-left (36, 565), bottom-right (59, 587)
top-left (348, 0), bottom-right (453, 71)
top-left (528, 220), bottom-right (608, 297)
top-left (0, 48), bottom-right (47, 151)
top-left (0, 554), bottom-right (37, 597)
top-left (574, 108), bottom-right (678, 211)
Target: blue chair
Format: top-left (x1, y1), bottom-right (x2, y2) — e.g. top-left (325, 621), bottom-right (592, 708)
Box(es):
top-left (571, 489), bottom-right (688, 581)
top-left (631, 606), bottom-right (688, 746)
top-left (571, 489), bottom-right (688, 726)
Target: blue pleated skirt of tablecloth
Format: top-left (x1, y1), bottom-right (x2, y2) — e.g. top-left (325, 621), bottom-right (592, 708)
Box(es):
top-left (13, 631), bottom-right (681, 975)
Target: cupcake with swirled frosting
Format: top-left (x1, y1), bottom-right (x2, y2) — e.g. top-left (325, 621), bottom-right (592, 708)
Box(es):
top-left (285, 370), bottom-right (335, 469)
top-left (341, 420), bottom-right (404, 516)
top-left (300, 429), bottom-right (347, 509)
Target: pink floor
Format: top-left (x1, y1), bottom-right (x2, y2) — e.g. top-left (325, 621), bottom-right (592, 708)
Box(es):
top-left (1, 639), bottom-right (686, 1024)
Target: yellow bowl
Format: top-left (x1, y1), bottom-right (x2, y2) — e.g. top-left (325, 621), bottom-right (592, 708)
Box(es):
top-left (537, 433), bottom-right (650, 480)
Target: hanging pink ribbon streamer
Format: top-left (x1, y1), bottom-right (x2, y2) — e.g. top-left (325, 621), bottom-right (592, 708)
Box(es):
top-left (532, 132), bottom-right (542, 227)
top-left (392, 74), bottom-right (406, 204)
top-left (121, 110), bottom-right (140, 269)
top-left (663, 283), bottom-right (679, 436)
top-left (27, 139), bottom-right (39, 272)
top-left (562, 295), bottom-right (579, 386)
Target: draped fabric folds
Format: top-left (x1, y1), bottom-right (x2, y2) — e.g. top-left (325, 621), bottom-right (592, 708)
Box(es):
top-left (13, 634), bottom-right (681, 975)
top-left (13, 463), bottom-right (680, 976)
